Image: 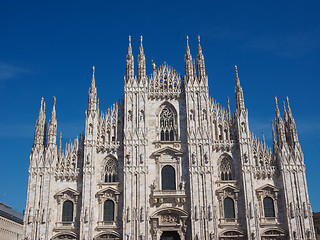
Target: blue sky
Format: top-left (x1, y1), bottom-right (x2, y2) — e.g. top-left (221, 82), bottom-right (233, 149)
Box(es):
top-left (0, 1), bottom-right (319, 213)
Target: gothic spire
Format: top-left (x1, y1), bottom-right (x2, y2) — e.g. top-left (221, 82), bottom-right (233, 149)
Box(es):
top-left (234, 65), bottom-right (245, 110)
top-left (47, 96), bottom-right (57, 145)
top-left (185, 36), bottom-right (194, 83)
top-left (283, 101), bottom-right (288, 123)
top-left (88, 66), bottom-right (97, 112)
top-left (274, 97), bottom-right (286, 145)
top-left (34, 97), bottom-right (46, 146)
top-left (196, 35), bottom-right (206, 82)
top-left (285, 96), bottom-right (299, 144)
top-left (138, 35), bottom-right (146, 83)
top-left (126, 35), bottom-right (134, 83)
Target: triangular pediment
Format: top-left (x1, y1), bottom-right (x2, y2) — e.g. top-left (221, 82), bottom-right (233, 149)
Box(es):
top-left (54, 187), bottom-right (80, 197)
top-left (256, 183), bottom-right (279, 193)
top-left (152, 146), bottom-right (183, 157)
top-left (217, 184), bottom-right (239, 193)
top-left (96, 186), bottom-right (120, 196)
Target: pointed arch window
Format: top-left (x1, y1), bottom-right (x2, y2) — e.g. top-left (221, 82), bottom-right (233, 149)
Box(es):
top-left (105, 157), bottom-right (118, 182)
top-left (224, 197), bottom-right (235, 219)
top-left (103, 200), bottom-right (115, 222)
top-left (161, 165), bottom-right (176, 190)
top-left (263, 197), bottom-right (275, 218)
top-left (220, 157), bottom-right (234, 181)
top-left (160, 107), bottom-right (175, 141)
top-left (62, 200), bottom-right (73, 222)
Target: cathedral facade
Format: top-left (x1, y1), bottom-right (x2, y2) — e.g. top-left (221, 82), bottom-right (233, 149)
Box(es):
top-left (24, 36), bottom-right (315, 240)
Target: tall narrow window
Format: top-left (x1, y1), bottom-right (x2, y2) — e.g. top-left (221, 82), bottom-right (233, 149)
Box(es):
top-left (103, 200), bottom-right (115, 222)
top-left (161, 165), bottom-right (176, 190)
top-left (105, 157), bottom-right (118, 182)
top-left (220, 157), bottom-right (234, 181)
top-left (224, 197), bottom-right (235, 219)
top-left (160, 107), bottom-right (175, 141)
top-left (263, 197), bottom-right (275, 217)
top-left (62, 200), bottom-right (73, 222)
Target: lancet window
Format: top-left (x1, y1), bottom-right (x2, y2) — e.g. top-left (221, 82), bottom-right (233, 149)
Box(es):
top-left (103, 200), bottom-right (115, 222)
top-left (62, 200), bottom-right (74, 222)
top-left (263, 197), bottom-right (275, 218)
top-left (219, 156), bottom-right (234, 181)
top-left (161, 165), bottom-right (176, 190)
top-left (104, 157), bottom-right (118, 182)
top-left (160, 107), bottom-right (175, 141)
top-left (224, 197), bottom-right (235, 219)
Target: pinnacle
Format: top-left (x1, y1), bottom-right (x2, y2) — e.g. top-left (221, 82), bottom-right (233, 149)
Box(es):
top-left (186, 35), bottom-right (191, 55)
top-left (235, 65), bottom-right (241, 87)
top-left (128, 35), bottom-right (132, 55)
top-left (197, 35), bottom-right (202, 54)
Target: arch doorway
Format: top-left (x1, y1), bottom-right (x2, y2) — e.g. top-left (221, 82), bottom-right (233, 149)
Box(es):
top-left (160, 231), bottom-right (181, 240)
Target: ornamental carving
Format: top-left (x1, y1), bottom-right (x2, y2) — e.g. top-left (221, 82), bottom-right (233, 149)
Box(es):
top-left (161, 214), bottom-right (178, 223)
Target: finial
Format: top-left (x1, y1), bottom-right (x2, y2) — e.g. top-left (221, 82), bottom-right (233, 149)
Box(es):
top-left (93, 66), bottom-right (95, 74)
top-left (186, 35), bottom-right (189, 43)
top-left (198, 35), bottom-right (200, 44)
top-left (53, 96), bottom-right (56, 106)
top-left (129, 35), bottom-right (131, 45)
top-left (274, 96), bottom-right (278, 107)
top-left (140, 35), bottom-right (143, 44)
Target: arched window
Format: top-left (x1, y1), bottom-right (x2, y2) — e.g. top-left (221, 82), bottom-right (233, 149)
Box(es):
top-left (224, 197), bottom-right (235, 219)
top-left (105, 157), bottom-right (118, 182)
top-left (220, 157), bottom-right (234, 181)
top-left (62, 200), bottom-right (73, 222)
top-left (161, 165), bottom-right (176, 190)
top-left (160, 107), bottom-right (175, 141)
top-left (263, 197), bottom-right (275, 217)
top-left (103, 200), bottom-right (115, 222)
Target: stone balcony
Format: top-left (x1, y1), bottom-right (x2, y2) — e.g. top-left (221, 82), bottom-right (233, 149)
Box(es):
top-left (54, 221), bottom-right (76, 231)
top-left (151, 189), bottom-right (186, 204)
top-left (96, 221), bottom-right (119, 230)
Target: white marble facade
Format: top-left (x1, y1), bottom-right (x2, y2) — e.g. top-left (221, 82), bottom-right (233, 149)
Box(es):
top-left (24, 36), bottom-right (316, 240)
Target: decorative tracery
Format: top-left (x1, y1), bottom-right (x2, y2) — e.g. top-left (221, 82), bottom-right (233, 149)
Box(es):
top-left (104, 157), bottom-right (118, 182)
top-left (219, 156), bottom-right (234, 181)
top-left (148, 63), bottom-right (182, 99)
top-left (160, 107), bottom-right (175, 141)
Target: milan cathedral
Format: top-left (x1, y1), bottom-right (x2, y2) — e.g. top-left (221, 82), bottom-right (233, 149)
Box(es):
top-left (24, 36), bottom-right (315, 240)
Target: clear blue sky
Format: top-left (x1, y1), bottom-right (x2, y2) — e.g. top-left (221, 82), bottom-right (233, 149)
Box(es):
top-left (0, 1), bottom-right (319, 213)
